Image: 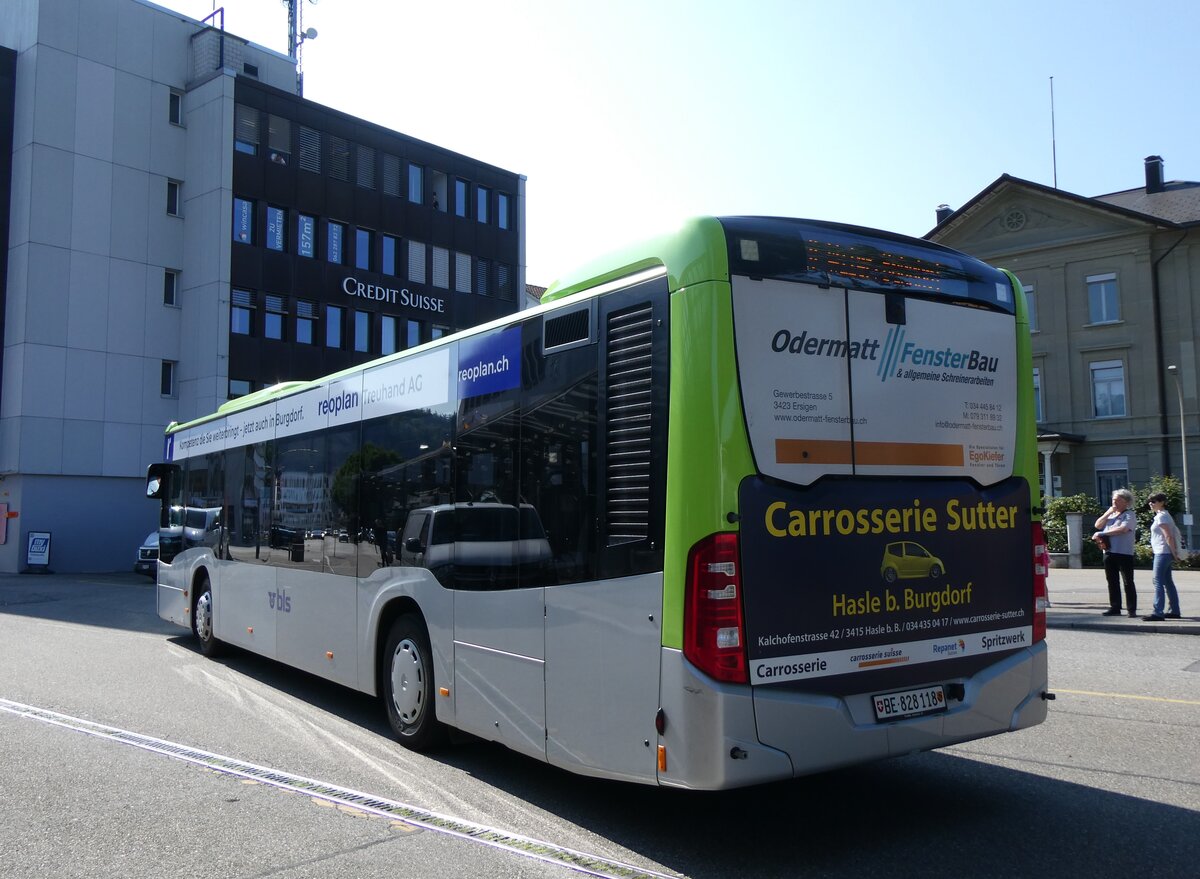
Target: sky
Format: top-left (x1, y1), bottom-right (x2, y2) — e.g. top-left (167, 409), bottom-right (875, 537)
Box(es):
top-left (167, 0), bottom-right (1200, 287)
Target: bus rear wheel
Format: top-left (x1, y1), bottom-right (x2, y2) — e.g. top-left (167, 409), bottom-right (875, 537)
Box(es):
top-left (383, 614), bottom-right (446, 750)
top-left (192, 573), bottom-right (224, 657)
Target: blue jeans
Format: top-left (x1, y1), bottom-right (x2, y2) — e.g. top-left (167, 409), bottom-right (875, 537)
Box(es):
top-left (1152, 552), bottom-right (1181, 616)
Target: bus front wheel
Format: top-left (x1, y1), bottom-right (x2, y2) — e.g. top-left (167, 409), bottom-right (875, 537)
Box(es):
top-left (192, 573), bottom-right (224, 657)
top-left (383, 614), bottom-right (446, 750)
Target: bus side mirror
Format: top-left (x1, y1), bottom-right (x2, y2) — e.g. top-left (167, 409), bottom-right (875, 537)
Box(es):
top-left (405, 537), bottom-right (424, 553)
top-left (145, 463), bottom-right (179, 500)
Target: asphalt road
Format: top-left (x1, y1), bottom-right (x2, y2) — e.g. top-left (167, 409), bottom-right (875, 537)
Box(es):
top-left (1, 573), bottom-right (1197, 878)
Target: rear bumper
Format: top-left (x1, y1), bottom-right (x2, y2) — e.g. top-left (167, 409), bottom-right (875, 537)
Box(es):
top-left (657, 642), bottom-right (1048, 790)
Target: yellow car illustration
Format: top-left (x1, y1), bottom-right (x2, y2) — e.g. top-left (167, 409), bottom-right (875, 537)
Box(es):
top-left (880, 541), bottom-right (944, 583)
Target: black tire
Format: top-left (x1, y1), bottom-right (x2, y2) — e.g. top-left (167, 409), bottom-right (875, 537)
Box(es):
top-left (883, 567), bottom-right (898, 584)
top-left (192, 573), bottom-right (225, 657)
top-left (382, 614), bottom-right (446, 750)
top-left (928, 564), bottom-right (942, 580)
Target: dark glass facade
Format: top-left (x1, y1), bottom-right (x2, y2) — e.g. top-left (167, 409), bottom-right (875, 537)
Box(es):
top-left (228, 79), bottom-right (522, 394)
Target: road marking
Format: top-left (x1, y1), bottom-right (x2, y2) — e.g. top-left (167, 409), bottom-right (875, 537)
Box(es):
top-left (0, 697), bottom-right (677, 879)
top-left (1056, 688), bottom-right (1200, 706)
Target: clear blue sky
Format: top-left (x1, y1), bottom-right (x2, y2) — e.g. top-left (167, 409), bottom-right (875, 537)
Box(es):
top-left (169, 0), bottom-right (1200, 286)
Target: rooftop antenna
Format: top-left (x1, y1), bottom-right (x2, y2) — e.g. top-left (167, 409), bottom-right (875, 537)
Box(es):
top-left (1049, 76), bottom-right (1058, 189)
top-left (285, 0), bottom-right (319, 96)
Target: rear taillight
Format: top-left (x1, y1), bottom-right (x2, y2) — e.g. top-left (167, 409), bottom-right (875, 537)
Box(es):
top-left (683, 532), bottom-right (748, 683)
top-left (1032, 522), bottom-right (1048, 643)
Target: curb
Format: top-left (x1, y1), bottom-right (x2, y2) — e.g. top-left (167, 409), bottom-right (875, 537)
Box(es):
top-left (1046, 613), bottom-right (1200, 636)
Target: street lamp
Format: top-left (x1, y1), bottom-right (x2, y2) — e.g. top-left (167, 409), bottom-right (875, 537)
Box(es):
top-left (1167, 365), bottom-right (1192, 552)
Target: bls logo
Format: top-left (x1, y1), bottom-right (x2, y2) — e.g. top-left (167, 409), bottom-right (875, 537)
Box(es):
top-left (268, 589), bottom-right (292, 612)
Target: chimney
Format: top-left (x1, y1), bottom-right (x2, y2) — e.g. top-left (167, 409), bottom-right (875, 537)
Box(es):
top-left (1145, 155), bottom-right (1165, 194)
top-left (935, 204), bottom-right (953, 224)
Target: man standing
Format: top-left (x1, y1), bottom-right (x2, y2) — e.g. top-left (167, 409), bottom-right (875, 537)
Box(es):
top-left (1093, 488), bottom-right (1137, 617)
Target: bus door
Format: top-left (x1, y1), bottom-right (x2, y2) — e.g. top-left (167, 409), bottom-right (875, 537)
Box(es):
top-left (450, 340), bottom-right (548, 761)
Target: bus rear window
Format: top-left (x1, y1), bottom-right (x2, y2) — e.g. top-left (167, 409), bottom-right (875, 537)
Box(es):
top-left (721, 217), bottom-right (1014, 313)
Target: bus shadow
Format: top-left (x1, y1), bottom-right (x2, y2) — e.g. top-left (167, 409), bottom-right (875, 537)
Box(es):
top-left (0, 573), bottom-right (177, 636)
top-left (175, 644), bottom-right (1200, 879)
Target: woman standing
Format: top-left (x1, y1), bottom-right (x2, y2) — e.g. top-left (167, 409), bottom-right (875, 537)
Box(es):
top-left (1144, 493), bottom-right (1183, 621)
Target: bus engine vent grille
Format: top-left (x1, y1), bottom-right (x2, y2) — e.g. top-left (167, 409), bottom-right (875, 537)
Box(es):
top-left (543, 302), bottom-right (595, 354)
top-left (605, 303), bottom-right (653, 545)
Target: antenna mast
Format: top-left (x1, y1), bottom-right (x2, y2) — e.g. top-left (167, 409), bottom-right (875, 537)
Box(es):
top-left (1049, 76), bottom-right (1058, 189)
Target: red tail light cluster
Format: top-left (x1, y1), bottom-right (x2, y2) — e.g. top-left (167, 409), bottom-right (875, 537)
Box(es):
top-left (1032, 522), bottom-right (1048, 643)
top-left (684, 532), bottom-right (748, 683)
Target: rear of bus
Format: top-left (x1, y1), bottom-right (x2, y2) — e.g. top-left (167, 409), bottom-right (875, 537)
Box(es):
top-left (659, 217), bottom-right (1048, 789)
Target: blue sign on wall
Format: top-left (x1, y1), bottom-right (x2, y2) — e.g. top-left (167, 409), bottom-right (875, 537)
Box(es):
top-left (458, 326), bottom-right (521, 399)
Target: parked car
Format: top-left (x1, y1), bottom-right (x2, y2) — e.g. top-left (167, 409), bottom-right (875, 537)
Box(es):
top-left (134, 530), bottom-right (158, 577)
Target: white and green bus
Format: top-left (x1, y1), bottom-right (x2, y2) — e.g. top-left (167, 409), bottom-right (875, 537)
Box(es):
top-left (147, 216), bottom-right (1049, 790)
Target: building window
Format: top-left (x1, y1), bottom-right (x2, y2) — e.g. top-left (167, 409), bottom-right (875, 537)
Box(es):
top-left (166, 180), bottom-right (181, 216)
top-left (229, 379), bottom-right (252, 399)
top-left (381, 315), bottom-right (397, 355)
top-left (233, 197), bottom-right (254, 244)
top-left (298, 125), bottom-right (321, 172)
top-left (326, 305), bottom-right (344, 348)
top-left (328, 221), bottom-right (345, 265)
top-left (1087, 273), bottom-right (1119, 324)
top-left (476, 186), bottom-right (490, 223)
top-left (267, 114), bottom-right (291, 164)
top-left (455, 252), bottom-right (472, 293)
top-left (1091, 359), bottom-right (1126, 418)
top-left (497, 263), bottom-right (513, 300)
top-left (497, 192), bottom-right (511, 230)
top-left (231, 290), bottom-right (255, 335)
top-left (163, 270), bottom-right (179, 306)
top-left (328, 135), bottom-right (350, 181)
top-left (265, 294), bottom-right (287, 341)
top-left (432, 171), bottom-right (447, 212)
top-left (407, 240), bottom-right (426, 283)
top-left (1095, 456), bottom-right (1129, 502)
top-left (298, 214), bottom-right (316, 258)
top-left (1032, 367), bottom-right (1043, 423)
top-left (296, 300), bottom-right (317, 345)
top-left (1022, 284), bottom-right (1037, 332)
top-left (168, 91), bottom-right (183, 125)
top-left (432, 247), bottom-right (449, 289)
top-left (455, 179), bottom-right (468, 217)
top-left (234, 103), bottom-right (259, 155)
top-left (160, 360), bottom-right (176, 397)
top-left (382, 235), bottom-right (397, 275)
top-left (406, 319), bottom-right (422, 349)
top-left (356, 144), bottom-right (376, 189)
top-left (382, 154), bottom-right (402, 197)
top-left (266, 206), bottom-right (286, 252)
top-left (408, 163), bottom-right (423, 203)
top-left (354, 310), bottom-right (370, 353)
top-left (476, 258), bottom-right (490, 295)
top-left (355, 228), bottom-right (374, 271)
top-left (431, 325), bottom-right (448, 340)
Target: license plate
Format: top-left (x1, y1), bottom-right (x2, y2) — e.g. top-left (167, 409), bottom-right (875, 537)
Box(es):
top-left (873, 685), bottom-right (946, 721)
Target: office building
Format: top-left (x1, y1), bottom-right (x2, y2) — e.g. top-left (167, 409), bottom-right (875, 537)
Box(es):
top-left (0, 0), bottom-right (525, 572)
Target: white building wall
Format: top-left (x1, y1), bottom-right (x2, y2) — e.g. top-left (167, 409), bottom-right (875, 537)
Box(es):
top-left (0, 0), bottom-right (299, 572)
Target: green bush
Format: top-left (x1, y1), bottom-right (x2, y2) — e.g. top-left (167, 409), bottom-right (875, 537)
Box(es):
top-left (1042, 493), bottom-right (1102, 553)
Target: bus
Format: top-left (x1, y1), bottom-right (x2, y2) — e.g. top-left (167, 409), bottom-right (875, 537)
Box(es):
top-left (146, 216), bottom-right (1049, 790)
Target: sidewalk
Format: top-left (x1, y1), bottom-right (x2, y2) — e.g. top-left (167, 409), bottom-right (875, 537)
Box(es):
top-left (1046, 564), bottom-right (1200, 635)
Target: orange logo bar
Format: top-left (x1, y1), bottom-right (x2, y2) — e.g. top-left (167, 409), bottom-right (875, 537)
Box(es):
top-left (776, 439), bottom-right (964, 467)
